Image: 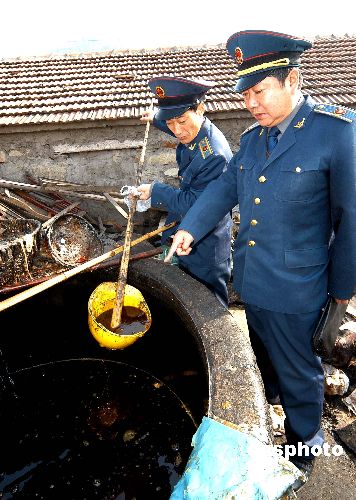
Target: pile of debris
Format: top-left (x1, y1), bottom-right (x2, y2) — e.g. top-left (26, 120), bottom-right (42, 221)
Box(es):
top-left (323, 300), bottom-right (356, 455)
top-left (0, 174), bottom-right (126, 224)
top-left (0, 175), bottom-right (127, 292)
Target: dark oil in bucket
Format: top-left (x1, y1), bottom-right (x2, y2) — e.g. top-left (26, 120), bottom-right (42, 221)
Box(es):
top-left (96, 305), bottom-right (149, 335)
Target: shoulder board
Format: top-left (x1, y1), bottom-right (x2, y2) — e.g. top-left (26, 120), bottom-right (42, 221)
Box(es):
top-left (241, 122), bottom-right (260, 137)
top-left (199, 136), bottom-right (214, 159)
top-left (314, 104), bottom-right (355, 123)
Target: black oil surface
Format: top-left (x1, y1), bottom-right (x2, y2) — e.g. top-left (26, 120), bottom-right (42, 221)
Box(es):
top-left (0, 269), bottom-right (208, 498)
top-left (0, 348), bottom-right (17, 404)
top-left (0, 359), bottom-right (196, 499)
top-left (96, 306), bottom-right (150, 335)
top-left (0, 271), bottom-right (208, 421)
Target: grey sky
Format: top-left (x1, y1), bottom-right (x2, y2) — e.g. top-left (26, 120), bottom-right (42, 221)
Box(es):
top-left (1, 0), bottom-right (354, 58)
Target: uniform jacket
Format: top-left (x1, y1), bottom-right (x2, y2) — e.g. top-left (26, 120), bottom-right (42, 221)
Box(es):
top-left (151, 117), bottom-right (232, 270)
top-left (179, 96), bottom-right (356, 313)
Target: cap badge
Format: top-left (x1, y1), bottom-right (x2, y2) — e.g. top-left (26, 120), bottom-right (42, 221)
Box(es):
top-left (334, 107), bottom-right (345, 116)
top-left (155, 86), bottom-right (165, 98)
top-left (235, 47), bottom-right (244, 65)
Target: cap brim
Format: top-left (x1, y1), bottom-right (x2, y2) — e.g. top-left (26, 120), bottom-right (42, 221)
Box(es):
top-left (234, 72), bottom-right (269, 93)
top-left (234, 62), bottom-right (300, 93)
top-left (155, 105), bottom-right (191, 121)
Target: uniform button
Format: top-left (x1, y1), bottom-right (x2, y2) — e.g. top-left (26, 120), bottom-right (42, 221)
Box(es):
top-left (254, 197), bottom-right (261, 204)
top-left (248, 240), bottom-right (256, 247)
top-left (240, 165), bottom-right (243, 170)
top-left (258, 175), bottom-right (267, 183)
top-left (178, 175), bottom-right (183, 180)
top-left (250, 219), bottom-right (258, 226)
top-left (295, 167), bottom-right (301, 173)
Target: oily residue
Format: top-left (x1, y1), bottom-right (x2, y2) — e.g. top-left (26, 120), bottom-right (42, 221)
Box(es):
top-left (96, 305), bottom-right (150, 335)
top-left (0, 359), bottom-right (196, 499)
top-left (0, 220), bottom-right (40, 286)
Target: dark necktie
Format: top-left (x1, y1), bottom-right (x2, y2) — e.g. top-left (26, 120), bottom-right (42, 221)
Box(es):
top-left (266, 126), bottom-right (280, 156)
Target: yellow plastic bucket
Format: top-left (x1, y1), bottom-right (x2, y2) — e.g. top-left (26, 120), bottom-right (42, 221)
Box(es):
top-left (88, 282), bottom-right (151, 350)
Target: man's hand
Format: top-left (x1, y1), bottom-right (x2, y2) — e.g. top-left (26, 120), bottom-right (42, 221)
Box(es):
top-left (137, 184), bottom-right (152, 200)
top-left (164, 230), bottom-right (194, 262)
top-left (140, 110), bottom-right (154, 123)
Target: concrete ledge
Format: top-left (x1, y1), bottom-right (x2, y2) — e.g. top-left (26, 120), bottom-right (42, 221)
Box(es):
top-left (128, 259), bottom-right (273, 444)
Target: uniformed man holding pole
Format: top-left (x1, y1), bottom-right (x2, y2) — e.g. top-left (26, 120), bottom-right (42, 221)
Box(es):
top-left (138, 76), bottom-right (233, 307)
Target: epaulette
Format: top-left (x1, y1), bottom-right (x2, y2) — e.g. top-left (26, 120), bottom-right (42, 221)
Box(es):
top-left (199, 136), bottom-right (214, 159)
top-left (241, 122), bottom-right (260, 137)
top-left (314, 104), bottom-right (355, 123)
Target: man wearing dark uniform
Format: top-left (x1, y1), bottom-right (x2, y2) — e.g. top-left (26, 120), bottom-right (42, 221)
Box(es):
top-left (165, 31), bottom-right (356, 486)
top-left (138, 76), bottom-right (232, 307)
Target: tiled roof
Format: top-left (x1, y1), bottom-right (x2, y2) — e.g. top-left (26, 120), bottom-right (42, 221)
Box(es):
top-left (0, 36), bottom-right (355, 127)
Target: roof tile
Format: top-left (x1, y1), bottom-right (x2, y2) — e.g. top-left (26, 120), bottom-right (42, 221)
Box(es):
top-left (0, 37), bottom-right (355, 126)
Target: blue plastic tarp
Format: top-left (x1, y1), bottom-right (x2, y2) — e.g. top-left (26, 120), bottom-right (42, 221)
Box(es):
top-left (170, 416), bottom-right (302, 499)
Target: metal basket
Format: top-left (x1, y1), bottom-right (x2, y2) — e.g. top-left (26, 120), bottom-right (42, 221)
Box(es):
top-left (46, 214), bottom-right (103, 267)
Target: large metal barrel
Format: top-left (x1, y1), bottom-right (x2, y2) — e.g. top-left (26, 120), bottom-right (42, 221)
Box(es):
top-left (0, 257), bottom-right (272, 498)
top-left (128, 258), bottom-right (272, 443)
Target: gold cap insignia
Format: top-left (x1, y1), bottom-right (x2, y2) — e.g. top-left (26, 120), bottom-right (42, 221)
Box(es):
top-left (156, 86), bottom-right (165, 98)
top-left (235, 47), bottom-right (243, 65)
top-left (334, 107), bottom-right (345, 116)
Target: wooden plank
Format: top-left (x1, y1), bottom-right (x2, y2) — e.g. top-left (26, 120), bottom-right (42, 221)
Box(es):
top-left (103, 193), bottom-right (128, 219)
top-left (41, 202), bottom-right (81, 229)
top-left (53, 139), bottom-right (144, 155)
top-left (0, 179), bottom-right (125, 204)
top-left (39, 178), bottom-right (123, 195)
top-left (0, 191), bottom-right (49, 221)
